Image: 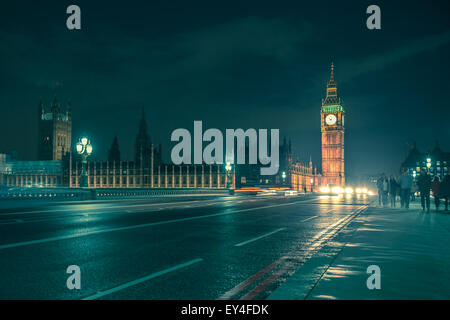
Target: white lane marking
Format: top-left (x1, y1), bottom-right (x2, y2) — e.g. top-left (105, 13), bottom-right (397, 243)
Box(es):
top-left (218, 205), bottom-right (367, 300)
top-left (0, 200), bottom-right (307, 250)
top-left (82, 258), bottom-right (203, 300)
top-left (301, 216), bottom-right (318, 222)
top-left (234, 228), bottom-right (286, 247)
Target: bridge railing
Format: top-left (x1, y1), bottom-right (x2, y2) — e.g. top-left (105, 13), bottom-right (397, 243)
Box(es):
top-left (0, 187), bottom-right (231, 201)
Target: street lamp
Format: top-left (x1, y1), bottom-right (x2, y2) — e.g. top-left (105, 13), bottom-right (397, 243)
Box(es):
top-left (282, 171), bottom-right (286, 184)
top-left (426, 157), bottom-right (432, 171)
top-left (225, 162), bottom-right (232, 189)
top-left (76, 137), bottom-right (93, 188)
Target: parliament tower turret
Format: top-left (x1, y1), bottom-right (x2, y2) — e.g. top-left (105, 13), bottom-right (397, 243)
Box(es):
top-left (38, 97), bottom-right (72, 160)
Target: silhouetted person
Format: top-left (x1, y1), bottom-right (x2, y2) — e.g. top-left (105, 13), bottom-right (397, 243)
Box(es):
top-left (399, 170), bottom-right (413, 209)
top-left (431, 176), bottom-right (441, 211)
top-left (417, 172), bottom-right (432, 212)
top-left (382, 177), bottom-right (389, 207)
top-left (377, 174), bottom-right (385, 206)
top-left (441, 174), bottom-right (450, 212)
top-left (410, 182), bottom-right (417, 202)
top-left (389, 176), bottom-right (399, 208)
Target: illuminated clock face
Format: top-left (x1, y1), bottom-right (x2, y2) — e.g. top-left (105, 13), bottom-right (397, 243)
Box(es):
top-left (325, 114), bottom-right (337, 125)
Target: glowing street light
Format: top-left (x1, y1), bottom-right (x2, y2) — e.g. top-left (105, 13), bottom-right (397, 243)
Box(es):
top-left (86, 144), bottom-right (93, 155)
top-left (281, 171), bottom-right (287, 184)
top-left (76, 137), bottom-right (93, 188)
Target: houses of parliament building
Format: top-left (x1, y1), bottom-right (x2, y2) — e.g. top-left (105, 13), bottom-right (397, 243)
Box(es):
top-left (0, 64), bottom-right (345, 191)
top-left (1, 99), bottom-right (235, 190)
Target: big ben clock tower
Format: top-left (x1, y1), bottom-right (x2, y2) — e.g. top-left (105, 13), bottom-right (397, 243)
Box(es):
top-left (321, 63), bottom-right (345, 186)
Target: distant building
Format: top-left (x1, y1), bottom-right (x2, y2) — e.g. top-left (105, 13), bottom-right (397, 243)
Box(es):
top-left (38, 98), bottom-right (72, 160)
top-left (401, 141), bottom-right (450, 181)
top-left (291, 158), bottom-right (320, 192)
top-left (0, 153), bottom-right (63, 187)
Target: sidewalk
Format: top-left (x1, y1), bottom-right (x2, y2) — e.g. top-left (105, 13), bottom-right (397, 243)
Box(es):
top-left (269, 200), bottom-right (450, 299)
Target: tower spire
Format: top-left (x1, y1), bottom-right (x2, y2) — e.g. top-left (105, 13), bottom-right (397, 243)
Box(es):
top-left (329, 62), bottom-right (335, 84)
top-left (325, 62), bottom-right (339, 101)
top-left (327, 62), bottom-right (336, 88)
top-left (135, 106), bottom-right (152, 165)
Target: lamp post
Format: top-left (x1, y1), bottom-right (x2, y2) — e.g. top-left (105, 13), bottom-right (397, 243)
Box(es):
top-left (282, 171), bottom-right (286, 184)
top-left (225, 162), bottom-right (232, 189)
top-left (76, 137), bottom-right (93, 188)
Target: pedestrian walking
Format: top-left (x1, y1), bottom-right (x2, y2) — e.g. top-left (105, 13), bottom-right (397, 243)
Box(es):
top-left (417, 172), bottom-right (432, 212)
top-left (410, 183), bottom-right (416, 202)
top-left (441, 174), bottom-right (450, 212)
top-left (377, 174), bottom-right (385, 207)
top-left (382, 177), bottom-right (389, 207)
top-left (399, 169), bottom-right (413, 209)
top-left (431, 176), bottom-right (441, 211)
top-left (389, 175), bottom-right (399, 208)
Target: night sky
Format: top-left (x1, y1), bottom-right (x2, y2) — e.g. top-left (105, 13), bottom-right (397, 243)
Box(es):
top-left (1, 0), bottom-right (450, 178)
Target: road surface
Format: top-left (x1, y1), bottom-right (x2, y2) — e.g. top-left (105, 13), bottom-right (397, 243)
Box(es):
top-left (0, 193), bottom-right (370, 299)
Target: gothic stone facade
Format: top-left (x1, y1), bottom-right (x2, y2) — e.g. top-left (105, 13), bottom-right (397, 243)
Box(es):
top-left (68, 157), bottom-right (235, 189)
top-left (291, 159), bottom-right (322, 192)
